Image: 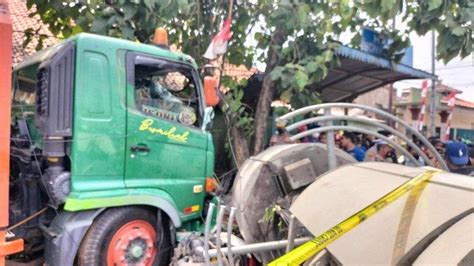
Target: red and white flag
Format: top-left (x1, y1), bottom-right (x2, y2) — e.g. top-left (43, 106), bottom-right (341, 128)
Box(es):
top-left (444, 90), bottom-right (457, 141)
top-left (418, 80), bottom-right (428, 132)
top-left (204, 19), bottom-right (232, 60)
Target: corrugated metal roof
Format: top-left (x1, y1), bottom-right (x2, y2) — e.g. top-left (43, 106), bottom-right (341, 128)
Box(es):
top-left (311, 46), bottom-right (437, 102)
top-left (335, 47), bottom-right (436, 79)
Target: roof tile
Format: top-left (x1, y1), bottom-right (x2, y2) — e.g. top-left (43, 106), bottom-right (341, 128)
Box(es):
top-left (9, 0), bottom-right (57, 65)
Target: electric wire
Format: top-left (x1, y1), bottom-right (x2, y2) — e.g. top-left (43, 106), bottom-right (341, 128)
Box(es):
top-left (7, 207), bottom-right (48, 232)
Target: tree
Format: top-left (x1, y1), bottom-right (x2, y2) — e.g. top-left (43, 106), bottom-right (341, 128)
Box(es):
top-left (26, 0), bottom-right (473, 166)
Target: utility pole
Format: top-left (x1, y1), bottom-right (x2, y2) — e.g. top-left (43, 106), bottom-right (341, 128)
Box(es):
top-left (429, 30), bottom-right (436, 138)
top-left (388, 18), bottom-right (396, 126)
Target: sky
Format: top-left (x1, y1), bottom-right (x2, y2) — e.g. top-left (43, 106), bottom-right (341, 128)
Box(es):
top-left (393, 32), bottom-right (473, 102)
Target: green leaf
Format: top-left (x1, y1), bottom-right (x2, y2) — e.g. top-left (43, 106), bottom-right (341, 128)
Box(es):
top-left (323, 50), bottom-right (334, 62)
top-left (428, 0), bottom-right (443, 11)
top-left (144, 0), bottom-right (155, 10)
top-left (294, 70), bottom-right (309, 91)
top-left (297, 4), bottom-right (310, 28)
top-left (305, 61), bottom-right (318, 73)
top-left (340, 4), bottom-right (353, 20)
top-left (270, 66), bottom-right (284, 81)
top-left (26, 0), bottom-right (34, 9)
top-left (236, 89), bottom-right (244, 101)
top-left (280, 90), bottom-right (292, 103)
top-left (452, 26), bottom-right (465, 36)
top-left (178, 0), bottom-right (190, 14)
top-left (122, 26), bottom-right (135, 40)
top-left (90, 18), bottom-right (108, 34)
top-left (263, 206), bottom-right (276, 222)
top-left (381, 0), bottom-right (396, 12)
top-left (321, 65), bottom-right (328, 79)
top-left (122, 4), bottom-right (138, 20)
top-left (71, 25), bottom-right (83, 35)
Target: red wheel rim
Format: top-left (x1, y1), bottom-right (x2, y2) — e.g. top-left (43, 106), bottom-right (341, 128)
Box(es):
top-left (107, 220), bottom-right (157, 266)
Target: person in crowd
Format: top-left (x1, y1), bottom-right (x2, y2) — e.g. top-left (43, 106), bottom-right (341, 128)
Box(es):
top-left (334, 133), bottom-right (343, 149)
top-left (404, 145), bottom-right (425, 167)
top-left (468, 146), bottom-right (474, 166)
top-left (306, 122), bottom-right (318, 143)
top-left (365, 140), bottom-right (393, 162)
top-left (444, 141), bottom-right (474, 176)
top-left (340, 131), bottom-right (366, 162)
top-left (422, 144), bottom-right (443, 168)
top-left (318, 132), bottom-right (327, 144)
top-left (297, 125), bottom-right (311, 143)
top-left (360, 134), bottom-right (374, 151)
top-left (270, 120), bottom-right (293, 146)
top-left (430, 138), bottom-right (445, 157)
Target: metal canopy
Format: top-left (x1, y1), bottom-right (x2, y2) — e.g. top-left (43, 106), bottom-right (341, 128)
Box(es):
top-left (312, 46), bottom-right (436, 102)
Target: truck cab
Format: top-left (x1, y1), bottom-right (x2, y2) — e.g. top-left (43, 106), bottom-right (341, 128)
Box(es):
top-left (10, 33), bottom-right (216, 265)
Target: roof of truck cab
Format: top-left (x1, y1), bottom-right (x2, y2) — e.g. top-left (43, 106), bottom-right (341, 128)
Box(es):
top-left (13, 33), bottom-right (198, 70)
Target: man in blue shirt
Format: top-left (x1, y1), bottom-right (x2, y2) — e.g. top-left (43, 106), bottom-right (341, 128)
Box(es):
top-left (341, 131), bottom-right (366, 162)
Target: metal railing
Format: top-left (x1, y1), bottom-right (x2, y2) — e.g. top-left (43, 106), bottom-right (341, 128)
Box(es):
top-left (200, 203), bottom-right (310, 265)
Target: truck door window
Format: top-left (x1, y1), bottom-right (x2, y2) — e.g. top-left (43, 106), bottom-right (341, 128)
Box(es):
top-left (13, 64), bottom-right (40, 106)
top-left (134, 64), bottom-right (200, 127)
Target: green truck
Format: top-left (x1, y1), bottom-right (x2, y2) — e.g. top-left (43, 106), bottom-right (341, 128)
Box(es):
top-left (10, 32), bottom-right (218, 265)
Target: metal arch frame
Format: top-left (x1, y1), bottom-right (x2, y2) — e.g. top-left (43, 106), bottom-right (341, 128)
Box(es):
top-left (287, 115), bottom-right (433, 168)
top-left (278, 103), bottom-right (448, 171)
top-left (292, 126), bottom-right (421, 167)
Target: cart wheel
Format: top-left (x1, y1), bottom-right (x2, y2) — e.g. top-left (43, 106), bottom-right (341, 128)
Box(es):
top-left (78, 207), bottom-right (171, 266)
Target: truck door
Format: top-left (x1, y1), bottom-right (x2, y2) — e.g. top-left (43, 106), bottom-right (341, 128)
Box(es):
top-left (125, 53), bottom-right (208, 213)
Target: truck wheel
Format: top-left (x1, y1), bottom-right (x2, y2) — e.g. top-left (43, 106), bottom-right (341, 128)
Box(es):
top-left (77, 207), bottom-right (171, 266)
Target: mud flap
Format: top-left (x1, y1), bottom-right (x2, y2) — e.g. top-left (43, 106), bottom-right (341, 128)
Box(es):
top-left (43, 208), bottom-right (104, 266)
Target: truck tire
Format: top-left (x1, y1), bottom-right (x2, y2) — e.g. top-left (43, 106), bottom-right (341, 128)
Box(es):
top-left (77, 206), bottom-right (171, 266)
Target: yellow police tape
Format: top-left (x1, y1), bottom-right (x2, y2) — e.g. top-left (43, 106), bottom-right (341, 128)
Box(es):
top-left (268, 169), bottom-right (441, 266)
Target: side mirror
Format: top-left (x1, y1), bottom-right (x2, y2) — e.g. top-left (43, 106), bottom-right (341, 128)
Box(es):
top-left (203, 76), bottom-right (219, 107)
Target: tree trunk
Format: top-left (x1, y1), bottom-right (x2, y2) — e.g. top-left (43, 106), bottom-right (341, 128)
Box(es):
top-left (229, 126), bottom-right (250, 168)
top-left (252, 28), bottom-right (285, 155)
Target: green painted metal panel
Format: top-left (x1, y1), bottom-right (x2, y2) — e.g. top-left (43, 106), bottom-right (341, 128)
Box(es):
top-left (18, 33), bottom-right (214, 222)
top-left (205, 134), bottom-right (215, 177)
top-left (64, 188), bottom-right (189, 226)
top-left (125, 97), bottom-right (208, 217)
top-left (69, 33), bottom-right (198, 68)
top-left (70, 37), bottom-right (126, 192)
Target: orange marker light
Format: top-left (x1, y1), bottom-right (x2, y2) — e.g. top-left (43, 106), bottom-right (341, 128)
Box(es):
top-left (205, 177), bottom-right (217, 193)
top-left (183, 205), bottom-right (200, 214)
top-left (153, 27), bottom-right (168, 47)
